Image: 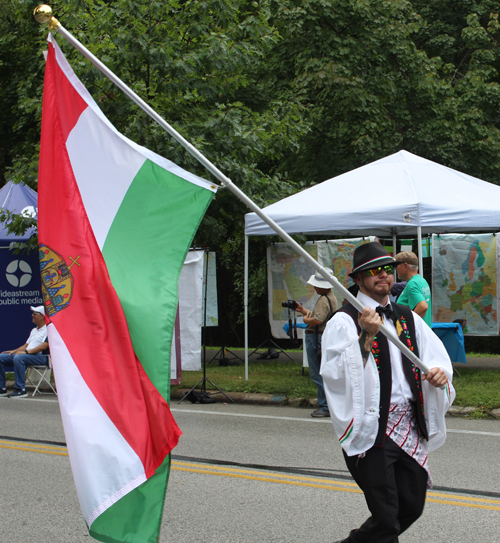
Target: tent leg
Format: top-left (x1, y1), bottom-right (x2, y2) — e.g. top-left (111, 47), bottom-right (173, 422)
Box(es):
top-left (417, 226), bottom-right (424, 275)
top-left (244, 235), bottom-right (249, 381)
top-left (392, 229), bottom-right (397, 279)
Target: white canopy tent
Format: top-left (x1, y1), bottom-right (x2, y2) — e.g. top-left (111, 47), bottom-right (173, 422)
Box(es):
top-left (245, 150), bottom-right (500, 237)
top-left (243, 150), bottom-right (500, 376)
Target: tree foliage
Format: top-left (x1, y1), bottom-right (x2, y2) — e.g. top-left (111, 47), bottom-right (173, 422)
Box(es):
top-left (268, 0), bottom-right (500, 183)
top-left (2, 0), bottom-right (500, 345)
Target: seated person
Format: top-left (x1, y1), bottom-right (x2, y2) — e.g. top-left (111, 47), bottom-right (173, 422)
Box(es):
top-left (0, 306), bottom-right (48, 398)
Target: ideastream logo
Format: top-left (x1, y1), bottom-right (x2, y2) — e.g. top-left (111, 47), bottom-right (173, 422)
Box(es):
top-left (5, 260), bottom-right (33, 288)
top-left (0, 260), bottom-right (42, 305)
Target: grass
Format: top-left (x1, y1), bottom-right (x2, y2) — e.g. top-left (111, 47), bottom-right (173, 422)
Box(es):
top-left (452, 368), bottom-right (500, 418)
top-left (465, 352), bottom-right (500, 358)
top-left (173, 360), bottom-right (317, 398)
top-left (172, 357), bottom-right (500, 418)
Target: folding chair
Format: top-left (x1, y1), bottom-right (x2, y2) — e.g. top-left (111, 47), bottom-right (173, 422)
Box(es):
top-left (26, 355), bottom-right (57, 396)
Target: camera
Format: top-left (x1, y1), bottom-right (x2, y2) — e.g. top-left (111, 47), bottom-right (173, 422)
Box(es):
top-left (282, 300), bottom-right (299, 310)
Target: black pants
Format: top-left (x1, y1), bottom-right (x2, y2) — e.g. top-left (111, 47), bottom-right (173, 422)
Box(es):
top-left (343, 436), bottom-right (428, 543)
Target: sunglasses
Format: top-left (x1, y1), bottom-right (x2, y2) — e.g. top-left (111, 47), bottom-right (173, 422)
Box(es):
top-left (365, 265), bottom-right (395, 276)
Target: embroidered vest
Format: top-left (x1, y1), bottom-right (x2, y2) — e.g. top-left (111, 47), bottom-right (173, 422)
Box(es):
top-left (338, 302), bottom-right (428, 446)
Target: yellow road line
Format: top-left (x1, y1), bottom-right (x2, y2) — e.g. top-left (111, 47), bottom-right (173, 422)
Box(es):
top-left (172, 460), bottom-right (360, 487)
top-left (172, 461), bottom-right (500, 506)
top-left (3, 442), bottom-right (499, 511)
top-left (426, 498), bottom-right (500, 511)
top-left (171, 462), bottom-right (500, 511)
top-left (173, 465), bottom-right (363, 493)
top-left (0, 441), bottom-right (68, 456)
top-left (429, 491), bottom-right (500, 505)
top-left (1, 439), bottom-right (67, 451)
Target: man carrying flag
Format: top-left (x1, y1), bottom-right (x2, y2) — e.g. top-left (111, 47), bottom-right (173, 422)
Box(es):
top-left (321, 242), bottom-right (454, 543)
top-left (37, 33), bottom-right (216, 543)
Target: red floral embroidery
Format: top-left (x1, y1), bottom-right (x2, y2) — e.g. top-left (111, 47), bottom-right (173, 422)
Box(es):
top-left (399, 316), bottom-right (424, 416)
top-left (371, 336), bottom-right (381, 373)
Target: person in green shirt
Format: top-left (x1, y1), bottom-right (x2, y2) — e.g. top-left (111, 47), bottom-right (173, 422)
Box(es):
top-left (395, 251), bottom-right (432, 327)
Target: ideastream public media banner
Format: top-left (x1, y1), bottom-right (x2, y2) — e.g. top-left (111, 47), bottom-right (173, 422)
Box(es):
top-left (0, 248), bottom-right (42, 352)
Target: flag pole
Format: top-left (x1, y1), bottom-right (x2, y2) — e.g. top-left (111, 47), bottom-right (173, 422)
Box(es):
top-left (33, 5), bottom-right (438, 379)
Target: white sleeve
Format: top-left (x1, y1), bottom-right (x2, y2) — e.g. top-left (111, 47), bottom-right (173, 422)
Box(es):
top-left (320, 313), bottom-right (380, 456)
top-left (414, 314), bottom-right (456, 451)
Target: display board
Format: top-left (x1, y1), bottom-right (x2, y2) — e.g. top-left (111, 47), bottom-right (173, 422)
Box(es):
top-left (202, 251), bottom-right (218, 326)
top-left (0, 248), bottom-right (43, 352)
top-left (175, 250), bottom-right (205, 371)
top-left (171, 250), bottom-right (218, 378)
top-left (267, 242), bottom-right (318, 339)
top-left (267, 238), bottom-right (376, 339)
top-left (432, 233), bottom-right (499, 335)
top-left (319, 237), bottom-right (377, 308)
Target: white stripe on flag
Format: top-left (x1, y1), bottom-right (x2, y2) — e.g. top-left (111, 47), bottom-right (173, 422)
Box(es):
top-left (66, 108), bottom-right (144, 249)
top-left (47, 324), bottom-right (147, 525)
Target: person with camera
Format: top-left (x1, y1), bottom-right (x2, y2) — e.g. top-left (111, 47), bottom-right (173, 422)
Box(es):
top-left (294, 273), bottom-right (337, 418)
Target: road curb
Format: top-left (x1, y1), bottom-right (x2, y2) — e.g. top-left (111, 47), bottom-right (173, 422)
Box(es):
top-left (171, 388), bottom-right (485, 417)
top-left (171, 388), bottom-right (316, 407)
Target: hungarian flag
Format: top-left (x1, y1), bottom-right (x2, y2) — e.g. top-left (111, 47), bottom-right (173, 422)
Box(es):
top-left (37, 35), bottom-right (216, 542)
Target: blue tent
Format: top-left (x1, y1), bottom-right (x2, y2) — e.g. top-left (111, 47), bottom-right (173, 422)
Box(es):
top-left (0, 180), bottom-right (38, 244)
top-left (0, 181), bottom-right (42, 352)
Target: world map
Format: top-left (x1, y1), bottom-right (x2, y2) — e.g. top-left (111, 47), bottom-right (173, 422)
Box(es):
top-left (267, 238), bottom-right (376, 338)
top-left (320, 238), bottom-right (375, 307)
top-left (432, 234), bottom-right (498, 335)
top-left (268, 243), bottom-right (318, 338)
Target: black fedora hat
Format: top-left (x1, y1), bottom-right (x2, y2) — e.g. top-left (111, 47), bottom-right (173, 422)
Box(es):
top-left (349, 242), bottom-right (399, 278)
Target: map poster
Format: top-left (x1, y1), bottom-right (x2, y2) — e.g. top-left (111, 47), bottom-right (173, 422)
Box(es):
top-left (432, 233), bottom-right (499, 335)
top-left (318, 237), bottom-right (376, 308)
top-left (267, 242), bottom-right (318, 339)
top-left (267, 238), bottom-right (376, 339)
top-left (202, 251), bottom-right (218, 327)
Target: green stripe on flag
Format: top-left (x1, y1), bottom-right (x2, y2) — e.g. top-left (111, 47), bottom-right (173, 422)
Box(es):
top-left (103, 159), bottom-right (214, 400)
top-left (89, 456), bottom-right (171, 543)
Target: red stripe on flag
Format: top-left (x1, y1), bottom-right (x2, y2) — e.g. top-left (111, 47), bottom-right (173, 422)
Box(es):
top-left (49, 45), bottom-right (88, 140)
top-left (38, 42), bottom-right (181, 475)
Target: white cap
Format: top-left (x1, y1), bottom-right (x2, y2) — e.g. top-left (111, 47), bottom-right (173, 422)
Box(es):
top-left (31, 305), bottom-right (45, 316)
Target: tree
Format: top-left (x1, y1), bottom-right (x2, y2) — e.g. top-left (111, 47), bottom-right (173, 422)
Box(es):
top-left (267, 0), bottom-right (500, 184)
top-left (408, 1), bottom-right (500, 181)
top-left (0, 0), bottom-right (48, 190)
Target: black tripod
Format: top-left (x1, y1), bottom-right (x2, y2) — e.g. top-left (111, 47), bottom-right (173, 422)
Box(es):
top-left (209, 315), bottom-right (243, 365)
top-left (248, 321), bottom-right (293, 361)
top-left (178, 249), bottom-right (234, 404)
top-left (210, 346), bottom-right (243, 365)
top-left (178, 343), bottom-right (234, 403)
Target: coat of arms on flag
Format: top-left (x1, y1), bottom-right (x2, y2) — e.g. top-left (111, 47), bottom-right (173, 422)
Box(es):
top-left (39, 244), bottom-right (75, 315)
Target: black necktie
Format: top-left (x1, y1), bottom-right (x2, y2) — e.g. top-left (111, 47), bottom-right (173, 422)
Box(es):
top-left (376, 304), bottom-right (396, 324)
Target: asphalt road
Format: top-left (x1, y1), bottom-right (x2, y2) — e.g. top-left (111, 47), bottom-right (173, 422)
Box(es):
top-left (1, 397), bottom-right (499, 542)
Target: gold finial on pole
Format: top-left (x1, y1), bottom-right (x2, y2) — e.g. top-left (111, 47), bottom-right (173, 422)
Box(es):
top-left (33, 5), bottom-right (61, 31)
